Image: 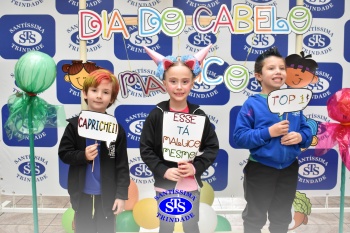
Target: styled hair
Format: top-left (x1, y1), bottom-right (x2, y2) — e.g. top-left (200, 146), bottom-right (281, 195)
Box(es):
top-left (83, 69), bottom-right (119, 108)
top-left (254, 47), bottom-right (284, 74)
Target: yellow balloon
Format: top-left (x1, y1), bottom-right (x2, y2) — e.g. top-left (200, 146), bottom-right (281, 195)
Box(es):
top-left (174, 222), bottom-right (184, 233)
top-left (132, 198), bottom-right (159, 229)
top-left (200, 181), bottom-right (215, 205)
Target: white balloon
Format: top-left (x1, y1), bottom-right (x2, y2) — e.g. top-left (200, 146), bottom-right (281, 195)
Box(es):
top-left (198, 203), bottom-right (218, 233)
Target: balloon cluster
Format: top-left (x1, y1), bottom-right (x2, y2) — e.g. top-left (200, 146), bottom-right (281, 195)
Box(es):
top-left (62, 181), bottom-right (232, 232)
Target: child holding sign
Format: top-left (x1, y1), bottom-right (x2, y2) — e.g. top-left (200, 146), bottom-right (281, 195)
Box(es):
top-left (140, 45), bottom-right (219, 233)
top-left (58, 69), bottom-right (130, 233)
top-left (233, 47), bottom-right (312, 233)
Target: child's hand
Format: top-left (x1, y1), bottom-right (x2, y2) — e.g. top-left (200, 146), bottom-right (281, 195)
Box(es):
top-left (85, 143), bottom-right (98, 161)
top-left (269, 120), bottom-right (289, 137)
top-left (112, 199), bottom-right (125, 215)
top-left (178, 161), bottom-right (195, 178)
top-left (164, 168), bottom-right (181, 181)
top-left (281, 131), bottom-right (302, 145)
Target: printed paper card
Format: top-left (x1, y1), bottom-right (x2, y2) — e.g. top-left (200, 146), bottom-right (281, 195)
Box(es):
top-left (162, 111), bottom-right (205, 162)
top-left (268, 88), bottom-right (312, 116)
top-left (77, 110), bottom-right (118, 148)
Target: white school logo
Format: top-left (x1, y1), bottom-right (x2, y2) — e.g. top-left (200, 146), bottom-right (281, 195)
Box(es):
top-left (15, 155), bottom-right (48, 183)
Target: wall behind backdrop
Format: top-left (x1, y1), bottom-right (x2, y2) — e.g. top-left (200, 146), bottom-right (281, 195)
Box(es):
top-left (1, 0), bottom-right (350, 201)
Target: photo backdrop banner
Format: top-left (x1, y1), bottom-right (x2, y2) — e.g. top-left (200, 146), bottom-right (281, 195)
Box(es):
top-left (0, 0), bottom-right (349, 200)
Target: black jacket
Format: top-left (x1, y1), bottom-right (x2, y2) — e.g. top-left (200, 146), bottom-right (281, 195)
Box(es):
top-left (58, 116), bottom-right (130, 216)
top-left (139, 100), bottom-right (219, 190)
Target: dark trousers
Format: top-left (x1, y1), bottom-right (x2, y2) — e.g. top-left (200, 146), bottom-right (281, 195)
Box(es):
top-left (242, 160), bottom-right (299, 233)
top-left (156, 190), bottom-right (200, 233)
top-left (74, 193), bottom-right (115, 233)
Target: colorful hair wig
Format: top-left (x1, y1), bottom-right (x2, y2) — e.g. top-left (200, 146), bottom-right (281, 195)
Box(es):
top-left (83, 69), bottom-right (119, 106)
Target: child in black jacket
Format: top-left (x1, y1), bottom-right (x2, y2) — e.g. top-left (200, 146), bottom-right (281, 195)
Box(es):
top-left (59, 69), bottom-right (130, 233)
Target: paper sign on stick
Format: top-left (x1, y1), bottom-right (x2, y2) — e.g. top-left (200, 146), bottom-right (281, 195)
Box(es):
top-left (162, 111), bottom-right (206, 163)
top-left (77, 110), bottom-right (118, 148)
top-left (267, 88), bottom-right (312, 116)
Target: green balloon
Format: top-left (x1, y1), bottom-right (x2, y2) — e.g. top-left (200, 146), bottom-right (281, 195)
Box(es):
top-left (14, 51), bottom-right (56, 93)
top-left (116, 210), bottom-right (140, 232)
top-left (61, 208), bottom-right (75, 233)
top-left (215, 215), bottom-right (232, 232)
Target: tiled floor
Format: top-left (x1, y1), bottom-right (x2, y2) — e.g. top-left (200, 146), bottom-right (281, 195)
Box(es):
top-left (1, 195), bottom-right (350, 233)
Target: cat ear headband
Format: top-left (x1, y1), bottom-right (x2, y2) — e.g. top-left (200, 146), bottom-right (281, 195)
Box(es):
top-left (143, 44), bottom-right (212, 79)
